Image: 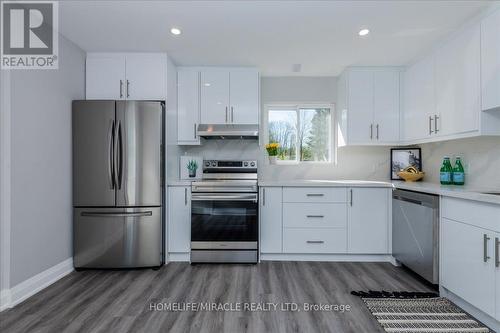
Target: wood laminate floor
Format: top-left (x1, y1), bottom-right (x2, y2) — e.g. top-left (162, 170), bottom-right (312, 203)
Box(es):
top-left (0, 262), bottom-right (434, 333)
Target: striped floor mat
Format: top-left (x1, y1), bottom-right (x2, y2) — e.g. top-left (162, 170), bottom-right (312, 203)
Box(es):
top-left (361, 297), bottom-right (492, 333)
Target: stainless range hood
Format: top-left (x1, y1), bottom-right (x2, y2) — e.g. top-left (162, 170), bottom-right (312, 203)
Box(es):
top-left (197, 124), bottom-right (259, 139)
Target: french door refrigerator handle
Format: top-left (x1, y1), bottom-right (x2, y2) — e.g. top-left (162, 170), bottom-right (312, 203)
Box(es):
top-left (108, 120), bottom-right (115, 189)
top-left (80, 211), bottom-right (153, 218)
top-left (113, 121), bottom-right (122, 189)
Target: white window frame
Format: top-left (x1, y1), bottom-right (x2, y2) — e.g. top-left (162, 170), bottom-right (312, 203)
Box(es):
top-left (263, 103), bottom-right (335, 165)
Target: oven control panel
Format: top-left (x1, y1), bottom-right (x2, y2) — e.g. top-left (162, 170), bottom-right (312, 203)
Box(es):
top-left (203, 160), bottom-right (257, 169)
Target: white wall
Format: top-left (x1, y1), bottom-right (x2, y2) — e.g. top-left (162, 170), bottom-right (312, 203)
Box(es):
top-left (8, 36), bottom-right (85, 286)
top-left (420, 136), bottom-right (500, 188)
top-left (0, 68), bottom-right (12, 305)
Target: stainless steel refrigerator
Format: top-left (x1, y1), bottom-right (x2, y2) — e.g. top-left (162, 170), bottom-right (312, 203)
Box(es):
top-left (72, 100), bottom-right (164, 269)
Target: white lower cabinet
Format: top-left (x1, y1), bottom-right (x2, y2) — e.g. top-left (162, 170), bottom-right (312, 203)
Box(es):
top-left (260, 186), bottom-right (391, 256)
top-left (440, 196), bottom-right (500, 322)
top-left (348, 188), bottom-right (390, 254)
top-left (283, 228), bottom-right (347, 254)
top-left (167, 186), bottom-right (191, 253)
top-left (441, 218), bottom-right (496, 318)
top-left (259, 187), bottom-right (283, 253)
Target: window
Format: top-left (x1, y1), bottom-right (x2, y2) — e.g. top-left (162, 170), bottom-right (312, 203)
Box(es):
top-left (266, 104), bottom-right (334, 163)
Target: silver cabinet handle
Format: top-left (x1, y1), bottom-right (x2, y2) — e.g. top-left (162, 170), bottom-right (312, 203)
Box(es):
top-left (194, 123), bottom-right (197, 139)
top-left (225, 106), bottom-right (228, 123)
top-left (496, 237), bottom-right (499, 268)
top-left (434, 115), bottom-right (439, 133)
top-left (306, 215), bottom-right (324, 218)
top-left (350, 189), bottom-right (353, 206)
top-left (184, 187), bottom-right (188, 205)
top-left (306, 193), bottom-right (324, 197)
top-left (484, 234), bottom-right (491, 262)
top-left (306, 240), bottom-right (324, 244)
top-left (262, 188), bottom-right (266, 206)
top-left (370, 124), bottom-right (373, 139)
top-left (376, 124), bottom-right (379, 140)
top-left (429, 116), bottom-right (433, 135)
top-left (119, 80), bottom-right (123, 98)
top-left (231, 106), bottom-right (234, 123)
top-left (81, 211), bottom-right (152, 217)
top-left (126, 80), bottom-right (130, 98)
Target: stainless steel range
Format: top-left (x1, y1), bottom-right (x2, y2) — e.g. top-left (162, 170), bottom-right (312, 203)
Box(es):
top-left (191, 160), bottom-right (258, 263)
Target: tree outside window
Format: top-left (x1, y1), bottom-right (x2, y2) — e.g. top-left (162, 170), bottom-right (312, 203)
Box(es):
top-left (267, 105), bottom-right (333, 163)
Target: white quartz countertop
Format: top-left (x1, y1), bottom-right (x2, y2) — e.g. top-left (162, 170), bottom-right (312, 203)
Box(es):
top-left (258, 179), bottom-right (393, 188)
top-left (392, 181), bottom-right (500, 205)
top-left (168, 178), bottom-right (500, 205)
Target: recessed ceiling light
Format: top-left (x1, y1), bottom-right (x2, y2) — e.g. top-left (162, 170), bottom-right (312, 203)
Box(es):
top-left (358, 29), bottom-right (370, 36)
top-left (170, 27), bottom-right (182, 35)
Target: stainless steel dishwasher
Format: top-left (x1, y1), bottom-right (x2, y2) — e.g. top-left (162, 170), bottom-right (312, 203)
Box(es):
top-left (393, 189), bottom-right (440, 284)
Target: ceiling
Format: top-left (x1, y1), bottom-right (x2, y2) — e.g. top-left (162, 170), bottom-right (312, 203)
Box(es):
top-left (59, 0), bottom-right (492, 76)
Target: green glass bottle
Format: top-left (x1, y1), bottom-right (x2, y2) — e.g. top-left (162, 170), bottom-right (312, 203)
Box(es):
top-left (440, 157), bottom-right (453, 185)
top-left (452, 156), bottom-right (465, 185)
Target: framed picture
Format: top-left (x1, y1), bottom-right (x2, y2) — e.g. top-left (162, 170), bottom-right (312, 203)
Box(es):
top-left (180, 156), bottom-right (203, 180)
top-left (390, 148), bottom-right (422, 180)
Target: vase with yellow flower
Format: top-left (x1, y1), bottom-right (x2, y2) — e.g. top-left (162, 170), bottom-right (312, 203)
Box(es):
top-left (265, 143), bottom-right (279, 164)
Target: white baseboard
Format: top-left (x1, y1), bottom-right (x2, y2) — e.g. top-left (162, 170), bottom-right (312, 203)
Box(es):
top-left (440, 287), bottom-right (499, 332)
top-left (1, 258), bottom-right (74, 311)
top-left (0, 289), bottom-right (11, 312)
top-left (260, 253), bottom-right (393, 262)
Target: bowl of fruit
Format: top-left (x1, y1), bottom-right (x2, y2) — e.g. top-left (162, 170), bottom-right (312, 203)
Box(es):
top-left (397, 166), bottom-right (425, 182)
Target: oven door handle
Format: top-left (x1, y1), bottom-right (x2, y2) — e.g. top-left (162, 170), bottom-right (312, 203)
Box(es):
top-left (191, 193), bottom-right (258, 202)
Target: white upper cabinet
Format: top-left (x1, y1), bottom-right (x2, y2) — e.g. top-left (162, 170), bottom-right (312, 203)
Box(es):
top-left (177, 69), bottom-right (200, 145)
top-left (373, 71), bottom-right (401, 143)
top-left (401, 12), bottom-right (500, 143)
top-left (200, 68), bottom-right (259, 125)
top-left (200, 70), bottom-right (230, 124)
top-left (125, 54), bottom-right (167, 100)
top-left (435, 24), bottom-right (481, 136)
top-left (402, 54), bottom-right (436, 141)
top-left (338, 68), bottom-right (401, 146)
top-left (481, 8), bottom-right (500, 111)
top-left (86, 54), bottom-right (126, 100)
top-left (229, 71), bottom-right (259, 124)
top-left (86, 53), bottom-right (167, 100)
top-left (346, 70), bottom-right (374, 144)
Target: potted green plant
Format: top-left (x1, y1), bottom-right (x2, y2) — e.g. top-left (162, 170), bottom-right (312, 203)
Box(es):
top-left (186, 160), bottom-right (198, 178)
top-left (265, 143), bottom-right (279, 164)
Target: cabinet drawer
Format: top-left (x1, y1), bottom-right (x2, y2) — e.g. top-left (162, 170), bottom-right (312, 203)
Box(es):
top-left (283, 187), bottom-right (346, 203)
top-left (283, 203), bottom-right (347, 228)
top-left (283, 228), bottom-right (347, 253)
top-left (442, 197), bottom-right (500, 232)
